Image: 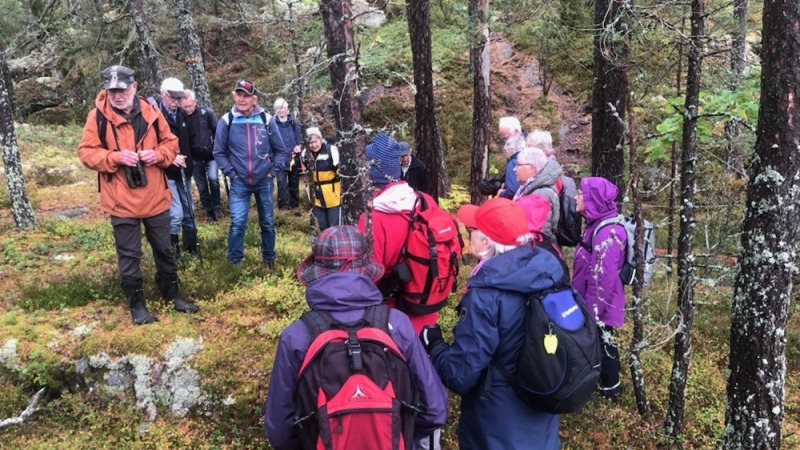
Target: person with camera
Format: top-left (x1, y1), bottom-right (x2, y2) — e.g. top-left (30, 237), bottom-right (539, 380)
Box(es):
top-left (77, 65), bottom-right (199, 325)
top-left (148, 78), bottom-right (198, 260)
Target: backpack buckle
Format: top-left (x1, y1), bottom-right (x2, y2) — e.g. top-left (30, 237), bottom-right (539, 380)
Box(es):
top-left (347, 329), bottom-right (363, 371)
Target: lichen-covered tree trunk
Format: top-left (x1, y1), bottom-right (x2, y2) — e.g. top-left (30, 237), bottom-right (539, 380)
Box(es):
top-left (173, 0), bottom-right (212, 108)
top-left (468, 0), bottom-right (490, 204)
top-left (320, 0), bottom-right (368, 225)
top-left (591, 0), bottom-right (626, 195)
top-left (129, 0), bottom-right (163, 93)
top-left (407, 0), bottom-right (448, 200)
top-left (623, 32), bottom-right (651, 418)
top-left (724, 0), bottom-right (748, 178)
top-left (0, 45), bottom-right (35, 230)
top-left (723, 2), bottom-right (800, 448)
top-left (664, 0), bottom-right (703, 438)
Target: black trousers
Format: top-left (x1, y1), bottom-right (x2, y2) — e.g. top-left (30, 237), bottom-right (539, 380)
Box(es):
top-left (111, 210), bottom-right (177, 285)
top-left (599, 325), bottom-right (621, 398)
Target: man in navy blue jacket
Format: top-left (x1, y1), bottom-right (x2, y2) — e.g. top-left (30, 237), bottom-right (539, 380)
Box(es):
top-left (183, 89), bottom-right (222, 222)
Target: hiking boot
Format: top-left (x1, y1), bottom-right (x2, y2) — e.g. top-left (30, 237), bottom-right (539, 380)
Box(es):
top-left (156, 273), bottom-right (199, 313)
top-left (206, 210), bottom-right (217, 223)
top-left (122, 282), bottom-right (157, 325)
top-left (213, 208), bottom-right (224, 220)
top-left (182, 228), bottom-right (199, 256)
top-left (171, 234), bottom-right (181, 261)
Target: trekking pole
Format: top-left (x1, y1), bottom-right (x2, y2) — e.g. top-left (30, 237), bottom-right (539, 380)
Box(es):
top-left (180, 167), bottom-right (204, 268)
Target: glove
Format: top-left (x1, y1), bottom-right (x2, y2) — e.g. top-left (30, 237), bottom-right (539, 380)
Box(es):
top-left (419, 324), bottom-right (445, 354)
top-left (477, 177), bottom-right (504, 196)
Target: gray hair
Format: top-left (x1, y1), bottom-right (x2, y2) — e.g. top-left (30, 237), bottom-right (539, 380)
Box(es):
top-left (273, 98), bottom-right (289, 111)
top-left (517, 146), bottom-right (548, 173)
top-left (184, 89), bottom-right (196, 101)
top-left (526, 130), bottom-right (554, 156)
top-left (503, 135), bottom-right (526, 157)
top-left (473, 229), bottom-right (531, 260)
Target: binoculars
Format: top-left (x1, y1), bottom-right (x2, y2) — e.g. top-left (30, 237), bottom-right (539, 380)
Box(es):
top-left (124, 161), bottom-right (148, 188)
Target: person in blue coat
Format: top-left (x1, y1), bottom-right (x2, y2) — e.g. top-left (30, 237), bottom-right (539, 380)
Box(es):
top-left (420, 197), bottom-right (566, 449)
top-left (265, 225), bottom-right (448, 449)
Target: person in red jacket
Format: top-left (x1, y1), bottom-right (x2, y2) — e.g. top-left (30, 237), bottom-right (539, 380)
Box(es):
top-left (357, 133), bottom-right (440, 335)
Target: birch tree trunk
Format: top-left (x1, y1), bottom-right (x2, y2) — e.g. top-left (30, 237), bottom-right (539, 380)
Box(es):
top-left (664, 0), bottom-right (703, 438)
top-left (0, 44), bottom-right (36, 231)
top-left (320, 0), bottom-right (368, 224)
top-left (591, 0), bottom-right (626, 195)
top-left (723, 1), bottom-right (800, 448)
top-left (468, 0), bottom-right (490, 204)
top-left (173, 0), bottom-right (212, 108)
top-left (129, 0), bottom-right (163, 93)
top-left (407, 0), bottom-right (448, 200)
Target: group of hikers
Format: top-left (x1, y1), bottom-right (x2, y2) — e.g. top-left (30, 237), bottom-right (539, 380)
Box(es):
top-left (77, 65), bottom-right (630, 449)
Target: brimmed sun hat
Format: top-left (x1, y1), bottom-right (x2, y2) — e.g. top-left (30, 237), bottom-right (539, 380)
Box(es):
top-left (297, 225), bottom-right (384, 285)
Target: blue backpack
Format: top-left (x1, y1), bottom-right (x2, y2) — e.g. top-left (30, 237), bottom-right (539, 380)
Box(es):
top-left (502, 284), bottom-right (602, 414)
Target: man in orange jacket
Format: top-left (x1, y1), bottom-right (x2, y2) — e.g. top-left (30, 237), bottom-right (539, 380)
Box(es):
top-left (77, 65), bottom-right (199, 325)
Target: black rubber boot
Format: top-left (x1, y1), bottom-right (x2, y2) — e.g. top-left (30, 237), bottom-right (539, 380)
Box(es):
top-left (182, 227), bottom-right (199, 256)
top-left (156, 273), bottom-right (199, 313)
top-left (122, 282), bottom-right (157, 325)
top-left (171, 234), bottom-right (181, 261)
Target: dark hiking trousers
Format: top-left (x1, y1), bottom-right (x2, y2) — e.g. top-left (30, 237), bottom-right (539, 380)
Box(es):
top-left (111, 210), bottom-right (177, 285)
top-left (598, 325), bottom-right (621, 399)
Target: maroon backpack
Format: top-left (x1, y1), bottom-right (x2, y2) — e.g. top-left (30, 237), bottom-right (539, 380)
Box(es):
top-left (292, 305), bottom-right (418, 450)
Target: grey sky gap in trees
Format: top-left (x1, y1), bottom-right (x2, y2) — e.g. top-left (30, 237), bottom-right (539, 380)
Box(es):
top-left (724, 1), bottom-right (800, 448)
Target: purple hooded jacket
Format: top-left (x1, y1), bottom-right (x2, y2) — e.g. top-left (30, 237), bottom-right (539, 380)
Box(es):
top-left (572, 177), bottom-right (627, 327)
top-left (264, 272), bottom-right (448, 449)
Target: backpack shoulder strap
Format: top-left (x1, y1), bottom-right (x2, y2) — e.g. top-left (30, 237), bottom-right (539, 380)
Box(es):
top-left (362, 304), bottom-right (391, 334)
top-left (590, 215), bottom-right (625, 248)
top-left (300, 310), bottom-right (335, 340)
top-left (225, 111), bottom-right (234, 134)
top-left (95, 109), bottom-right (108, 149)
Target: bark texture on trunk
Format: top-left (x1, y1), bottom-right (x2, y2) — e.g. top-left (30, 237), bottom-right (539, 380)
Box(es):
top-left (664, 0), bottom-right (704, 439)
top-left (724, 2), bottom-right (800, 448)
top-left (320, 0), bottom-right (368, 225)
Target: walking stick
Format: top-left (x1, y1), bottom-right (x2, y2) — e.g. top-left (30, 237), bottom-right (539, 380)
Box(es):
top-left (180, 168), bottom-right (204, 267)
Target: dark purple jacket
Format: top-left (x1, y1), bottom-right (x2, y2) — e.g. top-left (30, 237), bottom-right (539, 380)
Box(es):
top-left (572, 177), bottom-right (627, 327)
top-left (264, 272), bottom-right (448, 449)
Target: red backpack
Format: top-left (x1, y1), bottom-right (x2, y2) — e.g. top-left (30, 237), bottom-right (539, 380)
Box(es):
top-left (394, 193), bottom-right (463, 315)
top-left (292, 305), bottom-right (418, 450)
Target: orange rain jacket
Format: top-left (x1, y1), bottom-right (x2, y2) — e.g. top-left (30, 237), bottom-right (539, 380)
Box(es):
top-left (77, 91), bottom-right (178, 218)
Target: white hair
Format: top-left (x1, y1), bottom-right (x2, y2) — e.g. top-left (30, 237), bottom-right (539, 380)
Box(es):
top-left (499, 116), bottom-right (521, 134)
top-left (504, 135), bottom-right (526, 157)
top-left (273, 97), bottom-right (289, 111)
top-left (517, 146), bottom-right (548, 173)
top-left (473, 229), bottom-right (532, 260)
top-left (526, 130), bottom-right (554, 156)
top-left (183, 89), bottom-right (196, 100)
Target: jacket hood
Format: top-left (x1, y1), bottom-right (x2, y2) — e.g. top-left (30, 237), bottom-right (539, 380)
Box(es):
top-left (581, 177), bottom-right (618, 222)
top-left (304, 272), bottom-right (384, 311)
top-left (373, 181), bottom-right (416, 214)
top-left (469, 245), bottom-right (564, 294)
